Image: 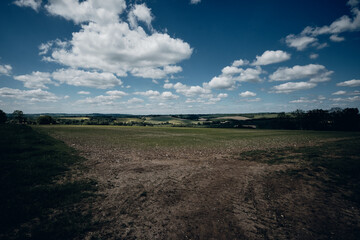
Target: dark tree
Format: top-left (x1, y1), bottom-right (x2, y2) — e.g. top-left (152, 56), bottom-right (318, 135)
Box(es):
top-left (37, 115), bottom-right (56, 125)
top-left (12, 110), bottom-right (25, 124)
top-left (0, 110), bottom-right (6, 124)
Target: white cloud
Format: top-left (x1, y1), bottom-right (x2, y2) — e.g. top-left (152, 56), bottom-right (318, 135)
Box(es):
top-left (134, 90), bottom-right (160, 98)
top-left (131, 65), bottom-right (182, 79)
top-left (331, 96), bottom-right (360, 102)
top-left (190, 0), bottom-right (201, 4)
top-left (127, 97), bottom-right (144, 104)
top-left (269, 64), bottom-right (332, 82)
top-left (309, 53), bottom-right (319, 59)
top-left (217, 93), bottom-right (228, 98)
top-left (128, 3), bottom-right (153, 30)
top-left (309, 70), bottom-right (334, 83)
top-left (330, 34), bottom-right (345, 42)
top-left (163, 83), bottom-right (173, 89)
top-left (239, 91), bottom-right (256, 97)
top-left (252, 50), bottom-right (291, 66)
top-left (13, 0), bottom-right (42, 12)
top-left (134, 89), bottom-right (178, 100)
top-left (106, 90), bottom-right (128, 97)
top-left (76, 90), bottom-right (126, 105)
top-left (42, 1), bottom-right (193, 79)
top-left (239, 98), bottom-right (261, 102)
top-left (208, 75), bottom-right (235, 90)
top-left (161, 91), bottom-right (179, 100)
top-left (14, 71), bottom-right (54, 89)
top-left (0, 64), bottom-right (12, 76)
top-left (170, 82), bottom-right (211, 97)
top-left (285, 34), bottom-right (317, 51)
top-left (0, 87), bottom-right (59, 102)
top-left (289, 97), bottom-right (318, 103)
top-left (76, 95), bottom-right (119, 105)
top-left (209, 65), bottom-right (263, 90)
top-left (337, 79), bottom-right (360, 87)
top-left (45, 0), bottom-right (126, 25)
top-left (285, 1), bottom-right (360, 50)
top-left (78, 91), bottom-right (90, 95)
top-left (348, 0), bottom-right (359, 8)
top-left (272, 82), bottom-right (317, 93)
top-left (332, 90), bottom-right (347, 95)
top-left (52, 69), bottom-right (122, 89)
top-left (232, 59), bottom-right (249, 67)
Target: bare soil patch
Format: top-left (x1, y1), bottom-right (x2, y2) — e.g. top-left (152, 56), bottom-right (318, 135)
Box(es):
top-left (42, 127), bottom-right (360, 239)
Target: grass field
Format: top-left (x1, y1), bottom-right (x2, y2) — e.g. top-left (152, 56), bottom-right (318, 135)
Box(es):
top-left (30, 125), bottom-right (360, 239)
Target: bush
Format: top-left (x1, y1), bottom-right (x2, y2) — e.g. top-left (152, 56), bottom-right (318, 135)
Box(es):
top-left (0, 110), bottom-right (6, 124)
top-left (37, 115), bottom-right (56, 125)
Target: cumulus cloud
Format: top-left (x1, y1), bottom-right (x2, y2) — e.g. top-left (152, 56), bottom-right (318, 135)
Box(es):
top-left (330, 34), bottom-right (345, 42)
top-left (131, 65), bottom-right (182, 79)
top-left (13, 0), bottom-right (42, 11)
top-left (309, 53), bottom-right (319, 59)
top-left (168, 82), bottom-right (211, 97)
top-left (285, 35), bottom-right (317, 51)
top-left (128, 3), bottom-right (153, 30)
top-left (0, 87), bottom-right (59, 102)
top-left (285, 1), bottom-right (360, 50)
top-left (337, 79), bottom-right (360, 87)
top-left (269, 64), bottom-right (333, 82)
top-left (289, 97), bottom-right (318, 103)
top-left (134, 90), bottom-right (178, 100)
top-left (52, 69), bottom-right (122, 89)
top-left (331, 96), bottom-right (360, 102)
top-left (45, 0), bottom-right (126, 25)
top-left (272, 82), bottom-right (317, 93)
top-left (0, 64), bottom-right (12, 76)
top-left (190, 0), bottom-right (201, 4)
top-left (332, 90), bottom-right (347, 95)
top-left (106, 90), bottom-right (128, 97)
top-left (14, 71), bottom-right (54, 89)
top-left (232, 59), bottom-right (249, 67)
top-left (239, 91), bottom-right (256, 97)
top-left (252, 50), bottom-right (291, 66)
top-left (239, 97), bottom-right (261, 102)
top-left (127, 97), bottom-right (144, 104)
top-left (209, 65), bottom-right (263, 90)
top-left (41, 0), bottom-right (193, 81)
top-left (78, 91), bottom-right (90, 95)
top-left (76, 90), bottom-right (127, 105)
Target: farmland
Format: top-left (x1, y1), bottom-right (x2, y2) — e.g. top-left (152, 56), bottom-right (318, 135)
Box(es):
top-left (27, 125), bottom-right (360, 239)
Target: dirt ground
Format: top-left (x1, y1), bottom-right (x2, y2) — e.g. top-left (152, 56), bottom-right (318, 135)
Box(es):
top-left (48, 130), bottom-right (360, 240)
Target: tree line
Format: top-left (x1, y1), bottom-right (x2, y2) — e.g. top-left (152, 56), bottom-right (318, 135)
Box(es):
top-left (1, 108), bottom-right (359, 131)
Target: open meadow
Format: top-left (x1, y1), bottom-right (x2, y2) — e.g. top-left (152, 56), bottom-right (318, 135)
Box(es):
top-left (24, 125), bottom-right (360, 239)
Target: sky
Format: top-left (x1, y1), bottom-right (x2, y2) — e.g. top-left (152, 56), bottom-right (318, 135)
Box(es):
top-left (0, 0), bottom-right (360, 114)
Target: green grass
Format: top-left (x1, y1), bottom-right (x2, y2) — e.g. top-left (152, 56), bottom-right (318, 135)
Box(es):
top-left (36, 125), bottom-right (360, 150)
top-left (0, 124), bottom-right (97, 240)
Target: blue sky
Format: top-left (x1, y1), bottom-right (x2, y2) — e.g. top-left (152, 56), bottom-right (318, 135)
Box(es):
top-left (0, 0), bottom-right (360, 114)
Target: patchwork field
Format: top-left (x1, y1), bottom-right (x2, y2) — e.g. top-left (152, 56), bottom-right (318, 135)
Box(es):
top-left (26, 125), bottom-right (359, 239)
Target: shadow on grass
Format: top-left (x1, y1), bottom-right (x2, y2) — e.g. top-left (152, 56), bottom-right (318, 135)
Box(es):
top-left (239, 136), bottom-right (360, 204)
top-left (0, 124), bottom-right (97, 239)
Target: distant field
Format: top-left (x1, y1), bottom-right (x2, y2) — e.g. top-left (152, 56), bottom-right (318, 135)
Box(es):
top-left (33, 125), bottom-right (360, 239)
top-left (57, 117), bottom-right (90, 120)
top-left (214, 115), bottom-right (250, 120)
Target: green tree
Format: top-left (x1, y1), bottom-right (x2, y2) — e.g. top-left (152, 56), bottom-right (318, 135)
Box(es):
top-left (12, 110), bottom-right (25, 124)
top-left (0, 110), bottom-right (7, 124)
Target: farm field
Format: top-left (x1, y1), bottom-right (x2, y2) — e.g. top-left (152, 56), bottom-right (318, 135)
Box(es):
top-left (29, 125), bottom-right (360, 239)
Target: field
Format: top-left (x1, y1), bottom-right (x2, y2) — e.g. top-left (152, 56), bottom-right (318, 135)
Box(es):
top-left (20, 125), bottom-right (359, 239)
